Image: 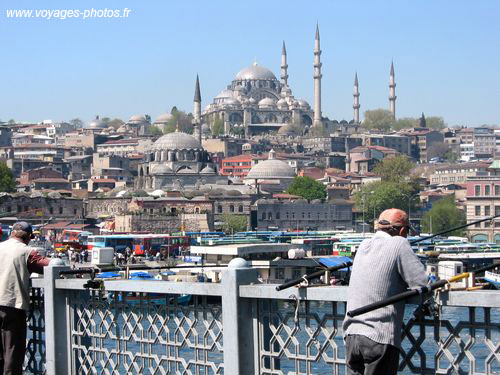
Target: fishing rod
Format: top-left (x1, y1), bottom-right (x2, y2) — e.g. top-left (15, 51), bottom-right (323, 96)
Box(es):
top-left (346, 262), bottom-right (499, 318)
top-left (275, 262), bottom-right (352, 291)
top-left (274, 214), bottom-right (500, 292)
top-left (410, 214), bottom-right (500, 245)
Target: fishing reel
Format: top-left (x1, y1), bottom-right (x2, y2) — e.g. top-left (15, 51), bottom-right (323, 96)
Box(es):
top-left (413, 297), bottom-right (439, 319)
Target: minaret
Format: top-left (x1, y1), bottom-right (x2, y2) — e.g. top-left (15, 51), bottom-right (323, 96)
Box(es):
top-left (193, 74), bottom-right (202, 143)
top-left (280, 41), bottom-right (288, 87)
top-left (389, 61), bottom-right (396, 119)
top-left (353, 72), bottom-right (360, 124)
top-left (312, 24), bottom-right (323, 129)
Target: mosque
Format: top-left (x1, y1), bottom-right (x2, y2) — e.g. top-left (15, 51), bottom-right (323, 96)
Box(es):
top-left (192, 25), bottom-right (397, 138)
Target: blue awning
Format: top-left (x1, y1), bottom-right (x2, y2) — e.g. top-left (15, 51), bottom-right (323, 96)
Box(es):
top-left (319, 256), bottom-right (352, 271)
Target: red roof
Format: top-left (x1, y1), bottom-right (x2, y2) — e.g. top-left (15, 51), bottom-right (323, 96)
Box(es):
top-left (92, 178), bottom-right (116, 183)
top-left (41, 221), bottom-right (72, 230)
top-left (32, 178), bottom-right (69, 183)
top-left (272, 193), bottom-right (301, 199)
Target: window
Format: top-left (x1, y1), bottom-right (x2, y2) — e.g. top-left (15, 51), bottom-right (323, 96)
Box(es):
top-left (475, 185), bottom-right (481, 196)
top-left (495, 206), bottom-right (500, 216)
top-left (475, 222), bottom-right (481, 228)
top-left (171, 207), bottom-right (176, 214)
top-left (49, 207), bottom-right (53, 214)
top-left (261, 212), bottom-right (266, 220)
top-left (7, 206), bottom-right (11, 212)
top-left (238, 205), bottom-right (243, 213)
top-left (485, 206), bottom-right (490, 216)
top-left (268, 212), bottom-right (273, 220)
top-left (495, 221), bottom-right (500, 228)
top-left (495, 185), bottom-right (500, 196)
top-left (73, 209), bottom-right (77, 215)
top-left (475, 206), bottom-right (481, 216)
top-left (485, 185), bottom-right (491, 196)
top-left (276, 212), bottom-right (280, 219)
top-left (229, 205), bottom-right (234, 213)
top-left (218, 205), bottom-right (223, 213)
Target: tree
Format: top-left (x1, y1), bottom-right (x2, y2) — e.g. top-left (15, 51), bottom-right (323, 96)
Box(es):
top-left (69, 118), bottom-right (84, 128)
top-left (166, 108), bottom-right (193, 134)
top-left (361, 109), bottom-right (394, 131)
top-left (212, 118), bottom-right (224, 136)
top-left (149, 125), bottom-right (164, 137)
top-left (221, 214), bottom-right (248, 233)
top-left (392, 117), bottom-right (418, 131)
top-left (427, 142), bottom-right (450, 160)
top-left (101, 117), bottom-right (111, 125)
top-left (354, 180), bottom-right (418, 224)
top-left (7, 119), bottom-right (16, 125)
top-left (425, 116), bottom-right (446, 130)
top-left (373, 155), bottom-right (415, 183)
top-left (108, 118), bottom-right (124, 130)
top-left (421, 196), bottom-right (465, 235)
top-left (286, 176), bottom-right (327, 200)
top-left (0, 162), bottom-right (16, 193)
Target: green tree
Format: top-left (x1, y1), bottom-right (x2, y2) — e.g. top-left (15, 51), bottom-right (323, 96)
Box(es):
top-left (166, 108), bottom-right (193, 134)
top-left (108, 118), bottom-right (124, 130)
top-left (286, 176), bottom-right (327, 200)
top-left (0, 162), bottom-right (16, 193)
top-left (373, 155), bottom-right (415, 182)
top-left (101, 117), bottom-right (111, 126)
top-left (354, 180), bottom-right (418, 224)
top-left (221, 214), bottom-right (248, 233)
top-left (212, 118), bottom-right (224, 136)
top-left (392, 117), bottom-right (418, 131)
top-left (425, 116), bottom-right (446, 130)
top-left (362, 109), bottom-right (395, 131)
top-left (422, 196), bottom-right (465, 235)
top-left (149, 125), bottom-right (164, 137)
top-left (69, 118), bottom-right (84, 128)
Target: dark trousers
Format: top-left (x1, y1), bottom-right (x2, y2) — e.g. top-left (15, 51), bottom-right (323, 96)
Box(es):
top-left (0, 306), bottom-right (27, 375)
top-left (345, 335), bottom-right (400, 375)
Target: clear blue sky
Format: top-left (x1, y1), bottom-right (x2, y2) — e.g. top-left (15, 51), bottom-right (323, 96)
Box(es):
top-left (1, 0), bottom-right (499, 126)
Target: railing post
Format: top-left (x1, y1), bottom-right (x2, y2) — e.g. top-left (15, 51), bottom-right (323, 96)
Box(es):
top-left (43, 265), bottom-right (71, 375)
top-left (221, 258), bottom-right (258, 375)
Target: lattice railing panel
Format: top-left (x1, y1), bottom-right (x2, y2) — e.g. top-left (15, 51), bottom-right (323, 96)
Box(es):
top-left (258, 300), bottom-right (499, 375)
top-left (24, 286), bottom-right (46, 375)
top-left (69, 291), bottom-right (224, 375)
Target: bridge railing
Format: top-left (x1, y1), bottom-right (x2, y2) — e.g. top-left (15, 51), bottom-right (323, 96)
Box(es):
top-left (25, 264), bottom-right (499, 375)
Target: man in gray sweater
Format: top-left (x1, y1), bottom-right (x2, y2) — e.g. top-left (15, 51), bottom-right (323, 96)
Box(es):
top-left (343, 209), bottom-right (428, 375)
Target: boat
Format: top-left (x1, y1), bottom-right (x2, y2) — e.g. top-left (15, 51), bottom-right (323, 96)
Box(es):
top-left (483, 270), bottom-right (500, 289)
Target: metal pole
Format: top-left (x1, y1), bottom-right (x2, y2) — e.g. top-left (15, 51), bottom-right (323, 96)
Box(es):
top-left (362, 196), bottom-right (365, 234)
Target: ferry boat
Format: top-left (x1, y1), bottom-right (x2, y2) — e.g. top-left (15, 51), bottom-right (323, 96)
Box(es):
top-left (484, 270), bottom-right (500, 289)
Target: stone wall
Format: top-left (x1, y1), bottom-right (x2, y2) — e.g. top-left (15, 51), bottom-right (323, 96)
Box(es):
top-left (114, 213), bottom-right (212, 233)
top-left (85, 197), bottom-right (132, 218)
top-left (0, 194), bottom-right (84, 223)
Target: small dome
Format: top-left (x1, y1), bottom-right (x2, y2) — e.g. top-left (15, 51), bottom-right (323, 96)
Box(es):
top-left (258, 97), bottom-right (277, 109)
top-left (223, 98), bottom-right (241, 107)
top-left (150, 164), bottom-right (173, 174)
top-left (152, 131), bottom-right (202, 151)
top-left (276, 98), bottom-right (289, 110)
top-left (155, 113), bottom-right (173, 124)
top-left (297, 99), bottom-right (310, 110)
top-left (149, 189), bottom-right (165, 197)
top-left (129, 114), bottom-right (147, 123)
top-left (248, 97), bottom-right (257, 105)
top-left (215, 89), bottom-right (234, 99)
top-left (246, 150), bottom-right (295, 180)
top-left (200, 165), bottom-right (215, 174)
top-left (235, 62), bottom-right (277, 81)
top-left (86, 116), bottom-right (107, 129)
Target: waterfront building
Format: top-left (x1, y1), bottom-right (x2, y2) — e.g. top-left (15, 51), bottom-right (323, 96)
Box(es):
top-left (256, 197), bottom-right (353, 231)
top-left (465, 160), bottom-right (500, 243)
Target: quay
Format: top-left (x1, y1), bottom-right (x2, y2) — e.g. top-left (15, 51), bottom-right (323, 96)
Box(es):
top-left (25, 259), bottom-right (499, 375)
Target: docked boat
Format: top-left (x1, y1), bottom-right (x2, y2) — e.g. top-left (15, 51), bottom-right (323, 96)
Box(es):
top-left (484, 270), bottom-right (500, 289)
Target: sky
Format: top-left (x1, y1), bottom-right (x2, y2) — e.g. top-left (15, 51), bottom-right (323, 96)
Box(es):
top-left (0, 0), bottom-right (499, 126)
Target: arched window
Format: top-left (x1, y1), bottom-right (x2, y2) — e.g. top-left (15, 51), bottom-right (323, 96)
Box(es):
top-left (268, 212), bottom-right (273, 220)
top-left (218, 205), bottom-right (223, 213)
top-left (238, 205), bottom-right (243, 213)
top-left (230, 205), bottom-right (235, 213)
top-left (261, 212), bottom-right (266, 220)
top-left (195, 207), bottom-right (200, 214)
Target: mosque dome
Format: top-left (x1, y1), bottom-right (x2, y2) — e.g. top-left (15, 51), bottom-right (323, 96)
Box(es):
top-left (215, 89), bottom-right (234, 99)
top-left (86, 116), bottom-right (107, 129)
top-left (235, 62), bottom-right (277, 81)
top-left (276, 98), bottom-right (289, 110)
top-left (152, 131), bottom-right (202, 151)
top-left (248, 97), bottom-right (257, 105)
top-left (258, 97), bottom-right (277, 109)
top-left (150, 164), bottom-right (173, 174)
top-left (200, 165), bottom-right (215, 174)
top-left (155, 113), bottom-right (173, 124)
top-left (224, 97), bottom-right (241, 107)
top-left (246, 150), bottom-right (295, 180)
top-left (128, 114), bottom-right (147, 124)
top-left (297, 99), bottom-right (311, 110)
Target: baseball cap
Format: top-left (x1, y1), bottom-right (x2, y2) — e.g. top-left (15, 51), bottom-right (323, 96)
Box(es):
top-left (12, 221), bottom-right (35, 238)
